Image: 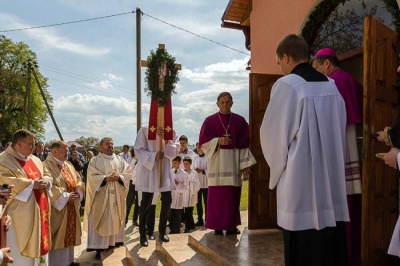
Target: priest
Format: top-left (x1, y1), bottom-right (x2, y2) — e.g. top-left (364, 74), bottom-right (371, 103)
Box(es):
top-left (312, 47), bottom-right (363, 266)
top-left (261, 34), bottom-right (349, 265)
top-left (0, 129), bottom-right (53, 265)
top-left (44, 141), bottom-right (84, 266)
top-left (199, 92), bottom-right (256, 235)
top-left (83, 137), bottom-right (132, 260)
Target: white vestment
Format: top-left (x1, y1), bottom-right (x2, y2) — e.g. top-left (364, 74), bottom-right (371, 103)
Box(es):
top-left (134, 125), bottom-right (180, 193)
top-left (170, 168), bottom-right (188, 209)
top-left (182, 170), bottom-right (200, 207)
top-left (388, 154), bottom-right (400, 256)
top-left (260, 74), bottom-right (349, 231)
top-left (83, 153), bottom-right (132, 249)
top-left (201, 139), bottom-right (256, 187)
top-left (192, 155), bottom-right (208, 189)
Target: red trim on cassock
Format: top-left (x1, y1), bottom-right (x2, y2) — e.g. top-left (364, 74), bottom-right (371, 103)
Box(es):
top-left (148, 98), bottom-right (158, 140)
top-left (164, 98), bottom-right (173, 140)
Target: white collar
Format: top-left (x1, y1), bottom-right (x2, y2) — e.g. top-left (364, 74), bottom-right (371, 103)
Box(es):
top-left (51, 154), bottom-right (64, 166)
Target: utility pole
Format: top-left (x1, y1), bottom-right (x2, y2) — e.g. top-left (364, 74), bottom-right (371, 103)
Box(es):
top-left (136, 7), bottom-right (142, 132)
top-left (31, 63), bottom-right (64, 141)
top-left (21, 59), bottom-right (32, 129)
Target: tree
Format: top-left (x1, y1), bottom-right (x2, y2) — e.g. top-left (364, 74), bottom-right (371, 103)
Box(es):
top-left (74, 136), bottom-right (100, 151)
top-left (310, 0), bottom-right (382, 55)
top-left (0, 35), bottom-right (53, 145)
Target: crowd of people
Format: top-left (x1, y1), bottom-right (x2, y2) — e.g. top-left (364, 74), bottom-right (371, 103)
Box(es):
top-left (1, 33), bottom-right (400, 266)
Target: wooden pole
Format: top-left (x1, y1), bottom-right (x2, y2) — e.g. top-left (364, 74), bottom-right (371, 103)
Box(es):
top-left (157, 105), bottom-right (164, 188)
top-left (26, 60), bottom-right (32, 130)
top-left (136, 8), bottom-right (142, 133)
top-left (31, 66), bottom-right (64, 141)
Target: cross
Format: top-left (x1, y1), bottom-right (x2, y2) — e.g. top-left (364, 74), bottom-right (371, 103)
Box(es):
top-left (149, 125), bottom-right (156, 132)
top-left (27, 168), bottom-right (39, 178)
top-left (140, 44), bottom-right (182, 71)
top-left (141, 44), bottom-right (181, 188)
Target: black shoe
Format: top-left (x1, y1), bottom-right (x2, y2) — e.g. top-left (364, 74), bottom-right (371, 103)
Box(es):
top-left (226, 228), bottom-right (241, 235)
top-left (184, 228), bottom-right (190, 233)
top-left (148, 234), bottom-right (155, 240)
top-left (70, 263), bottom-right (80, 266)
top-left (133, 220), bottom-right (139, 226)
top-left (115, 242), bottom-right (124, 247)
top-left (95, 251), bottom-right (101, 260)
top-left (159, 234), bottom-right (170, 242)
top-left (214, 230), bottom-right (223, 235)
top-left (140, 235), bottom-right (148, 247)
top-left (195, 221), bottom-right (204, 226)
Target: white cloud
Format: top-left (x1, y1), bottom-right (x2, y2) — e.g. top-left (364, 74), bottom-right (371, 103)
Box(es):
top-left (0, 13), bottom-right (110, 57)
top-left (85, 73), bottom-right (124, 90)
top-left (104, 73), bottom-right (123, 81)
top-left (45, 56), bottom-right (250, 146)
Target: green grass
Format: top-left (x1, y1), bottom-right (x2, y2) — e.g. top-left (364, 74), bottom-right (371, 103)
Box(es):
top-left (126, 180), bottom-right (249, 219)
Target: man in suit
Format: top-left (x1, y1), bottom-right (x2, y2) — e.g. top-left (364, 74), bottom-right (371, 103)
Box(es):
top-left (32, 141), bottom-right (48, 162)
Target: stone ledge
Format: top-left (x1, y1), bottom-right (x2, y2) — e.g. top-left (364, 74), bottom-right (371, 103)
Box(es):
top-left (101, 246), bottom-right (135, 266)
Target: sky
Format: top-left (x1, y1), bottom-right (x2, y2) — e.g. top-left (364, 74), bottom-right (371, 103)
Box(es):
top-left (0, 0), bottom-right (250, 146)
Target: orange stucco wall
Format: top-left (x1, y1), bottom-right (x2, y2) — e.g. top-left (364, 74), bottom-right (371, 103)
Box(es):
top-left (251, 0), bottom-right (318, 74)
top-left (250, 0), bottom-right (400, 74)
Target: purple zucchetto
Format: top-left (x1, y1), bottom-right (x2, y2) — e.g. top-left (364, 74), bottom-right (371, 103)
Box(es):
top-left (315, 47), bottom-right (336, 57)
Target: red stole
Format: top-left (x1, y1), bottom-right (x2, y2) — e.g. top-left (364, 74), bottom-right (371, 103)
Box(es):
top-left (60, 165), bottom-right (77, 247)
top-left (148, 98), bottom-right (174, 140)
top-left (16, 158), bottom-right (50, 255)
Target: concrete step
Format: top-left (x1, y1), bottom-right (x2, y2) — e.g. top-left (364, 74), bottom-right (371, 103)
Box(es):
top-left (124, 226), bottom-right (165, 266)
top-left (156, 233), bottom-right (218, 266)
top-left (189, 228), bottom-right (284, 266)
top-left (101, 246), bottom-right (135, 266)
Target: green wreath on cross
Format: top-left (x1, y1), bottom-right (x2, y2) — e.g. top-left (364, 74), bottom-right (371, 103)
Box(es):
top-left (144, 48), bottom-right (179, 107)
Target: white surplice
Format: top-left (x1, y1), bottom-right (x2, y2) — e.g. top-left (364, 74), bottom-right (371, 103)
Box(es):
top-left (260, 74), bottom-right (349, 231)
top-left (192, 155), bottom-right (208, 189)
top-left (134, 125), bottom-right (180, 193)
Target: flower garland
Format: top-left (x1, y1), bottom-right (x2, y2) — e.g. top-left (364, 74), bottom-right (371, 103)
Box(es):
top-left (144, 47), bottom-right (179, 107)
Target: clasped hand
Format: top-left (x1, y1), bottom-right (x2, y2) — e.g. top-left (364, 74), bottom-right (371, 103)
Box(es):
top-left (218, 136), bottom-right (232, 146)
top-left (68, 192), bottom-right (80, 202)
top-left (106, 173), bottom-right (120, 182)
top-left (33, 179), bottom-right (48, 190)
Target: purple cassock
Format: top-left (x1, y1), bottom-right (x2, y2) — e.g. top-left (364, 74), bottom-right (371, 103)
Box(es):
top-left (330, 68), bottom-right (363, 266)
top-left (330, 68), bottom-right (363, 124)
top-left (199, 111), bottom-right (250, 231)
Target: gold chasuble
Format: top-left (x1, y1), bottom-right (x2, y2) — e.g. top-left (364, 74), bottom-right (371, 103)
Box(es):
top-left (61, 165), bottom-right (77, 247)
top-left (16, 159), bottom-right (51, 256)
top-left (0, 147), bottom-right (53, 259)
top-left (45, 157), bottom-right (83, 250)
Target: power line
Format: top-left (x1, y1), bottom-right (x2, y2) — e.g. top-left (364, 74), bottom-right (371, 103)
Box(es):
top-left (141, 11), bottom-right (250, 56)
top-left (46, 76), bottom-right (133, 98)
top-left (0, 9), bottom-right (249, 56)
top-left (0, 11), bottom-right (134, 33)
top-left (40, 64), bottom-right (134, 94)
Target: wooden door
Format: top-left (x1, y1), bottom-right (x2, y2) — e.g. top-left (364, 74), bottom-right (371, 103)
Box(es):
top-left (248, 73), bottom-right (281, 229)
top-left (362, 16), bottom-right (399, 265)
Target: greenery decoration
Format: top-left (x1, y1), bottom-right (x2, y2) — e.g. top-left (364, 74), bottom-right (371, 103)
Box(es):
top-left (301, 0), bottom-right (345, 46)
top-left (144, 48), bottom-right (179, 106)
top-left (301, 0), bottom-right (400, 52)
top-left (382, 0), bottom-right (400, 33)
